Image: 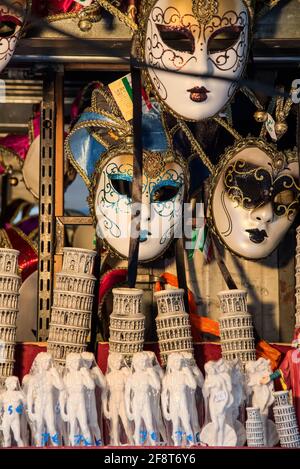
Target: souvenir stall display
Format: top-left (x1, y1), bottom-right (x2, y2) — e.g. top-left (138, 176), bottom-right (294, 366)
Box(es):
top-left (0, 248), bottom-right (20, 386)
top-left (0, 0), bottom-right (300, 452)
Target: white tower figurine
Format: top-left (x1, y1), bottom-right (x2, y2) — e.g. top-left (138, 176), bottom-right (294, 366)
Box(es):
top-left (218, 289), bottom-right (256, 367)
top-left (181, 351), bottom-right (204, 442)
top-left (103, 352), bottom-right (133, 446)
top-left (0, 248), bottom-right (21, 386)
top-left (200, 359), bottom-right (237, 447)
top-left (125, 351), bottom-right (160, 446)
top-left (0, 376), bottom-right (26, 447)
top-left (161, 352), bottom-right (197, 446)
top-left (48, 248), bottom-right (96, 366)
top-left (245, 358), bottom-right (278, 447)
top-left (246, 407), bottom-right (265, 447)
top-left (154, 289), bottom-right (194, 366)
top-left (26, 352), bottom-right (64, 447)
top-left (109, 288), bottom-right (145, 362)
top-left (60, 353), bottom-right (95, 446)
top-left (81, 351), bottom-right (106, 446)
top-left (273, 391), bottom-right (300, 448)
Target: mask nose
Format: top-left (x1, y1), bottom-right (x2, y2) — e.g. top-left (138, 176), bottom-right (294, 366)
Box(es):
top-left (186, 42), bottom-right (210, 77)
top-left (140, 202), bottom-right (151, 232)
top-left (250, 202), bottom-right (274, 225)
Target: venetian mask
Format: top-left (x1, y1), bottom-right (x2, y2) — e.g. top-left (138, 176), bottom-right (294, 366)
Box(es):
top-left (66, 85), bottom-right (188, 263)
top-left (209, 138), bottom-right (300, 259)
top-left (141, 0), bottom-right (250, 121)
top-left (0, 1), bottom-right (28, 73)
top-left (93, 148), bottom-right (186, 262)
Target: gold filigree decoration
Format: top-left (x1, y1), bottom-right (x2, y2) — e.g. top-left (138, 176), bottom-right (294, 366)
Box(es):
top-left (143, 152), bottom-right (166, 178)
top-left (192, 0), bottom-right (219, 24)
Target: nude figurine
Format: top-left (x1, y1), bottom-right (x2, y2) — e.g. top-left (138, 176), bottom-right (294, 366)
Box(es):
top-left (60, 353), bottom-right (95, 447)
top-left (125, 351), bottom-right (161, 446)
top-left (81, 352), bottom-right (106, 446)
top-left (102, 352), bottom-right (133, 446)
top-left (161, 352), bottom-right (197, 446)
top-left (0, 376), bottom-right (26, 447)
top-left (26, 352), bottom-right (64, 447)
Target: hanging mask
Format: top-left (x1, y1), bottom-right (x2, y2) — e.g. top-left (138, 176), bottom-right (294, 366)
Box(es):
top-left (208, 138), bottom-right (300, 259)
top-left (0, 0), bottom-right (29, 73)
top-left (65, 84), bottom-right (188, 263)
top-left (138, 0), bottom-right (251, 121)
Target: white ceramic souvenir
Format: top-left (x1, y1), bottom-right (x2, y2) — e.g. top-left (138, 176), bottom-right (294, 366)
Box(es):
top-left (125, 351), bottom-right (161, 446)
top-left (140, 0), bottom-right (250, 121)
top-left (226, 359), bottom-right (247, 445)
top-left (0, 376), bottom-right (26, 447)
top-left (182, 351), bottom-right (204, 440)
top-left (209, 138), bottom-right (300, 259)
top-left (0, 1), bottom-right (28, 73)
top-left (26, 352), bottom-right (64, 447)
top-left (200, 359), bottom-right (237, 447)
top-left (161, 352), bottom-right (197, 446)
top-left (145, 351), bottom-right (167, 443)
top-left (81, 352), bottom-right (106, 446)
top-left (103, 352), bottom-right (133, 446)
top-left (60, 353), bottom-right (95, 447)
top-left (245, 358), bottom-right (278, 447)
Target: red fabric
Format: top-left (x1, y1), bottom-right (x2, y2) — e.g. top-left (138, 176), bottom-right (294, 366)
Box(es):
top-left (14, 343), bottom-right (47, 380)
top-left (5, 225), bottom-right (38, 282)
top-left (279, 348), bottom-right (300, 428)
top-left (14, 342), bottom-right (292, 383)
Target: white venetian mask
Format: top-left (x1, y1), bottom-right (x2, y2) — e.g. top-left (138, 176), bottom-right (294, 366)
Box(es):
top-left (0, 1), bottom-right (27, 73)
top-left (93, 149), bottom-right (187, 262)
top-left (142, 0), bottom-right (250, 121)
top-left (209, 139), bottom-right (300, 259)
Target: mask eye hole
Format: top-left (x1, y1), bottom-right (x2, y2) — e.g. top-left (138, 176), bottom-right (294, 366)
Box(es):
top-left (207, 25), bottom-right (244, 54)
top-left (109, 176), bottom-right (132, 198)
top-left (274, 190), bottom-right (295, 206)
top-left (0, 21), bottom-right (18, 38)
top-left (151, 183), bottom-right (181, 203)
top-left (156, 24), bottom-right (195, 54)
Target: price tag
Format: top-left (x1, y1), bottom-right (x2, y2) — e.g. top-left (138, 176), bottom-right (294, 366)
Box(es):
top-left (265, 113), bottom-right (277, 141)
top-left (214, 390), bottom-right (226, 402)
top-left (109, 74), bottom-right (152, 121)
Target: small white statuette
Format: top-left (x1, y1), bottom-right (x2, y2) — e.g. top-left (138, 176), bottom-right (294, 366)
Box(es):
top-left (0, 376), bottom-right (26, 447)
top-left (200, 359), bottom-right (237, 447)
top-left (26, 352), bottom-right (64, 447)
top-left (182, 351), bottom-right (204, 441)
top-left (145, 351), bottom-right (167, 444)
top-left (245, 358), bottom-right (278, 447)
top-left (81, 351), bottom-right (106, 446)
top-left (161, 352), bottom-right (197, 446)
top-left (125, 351), bottom-right (161, 446)
top-left (226, 359), bottom-right (247, 446)
top-left (103, 352), bottom-right (133, 446)
top-left (61, 353), bottom-right (95, 446)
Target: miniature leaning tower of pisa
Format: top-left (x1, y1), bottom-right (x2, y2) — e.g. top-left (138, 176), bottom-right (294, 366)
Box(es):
top-left (295, 226), bottom-right (300, 328)
top-left (246, 407), bottom-right (265, 447)
top-left (0, 249), bottom-right (21, 386)
top-left (218, 289), bottom-right (256, 367)
top-left (109, 288), bottom-right (145, 362)
top-left (273, 391), bottom-right (300, 448)
top-left (154, 288), bottom-right (194, 367)
top-left (47, 248), bottom-right (96, 367)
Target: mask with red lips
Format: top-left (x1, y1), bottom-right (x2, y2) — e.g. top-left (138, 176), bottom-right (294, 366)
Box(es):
top-left (0, 1), bottom-right (28, 73)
